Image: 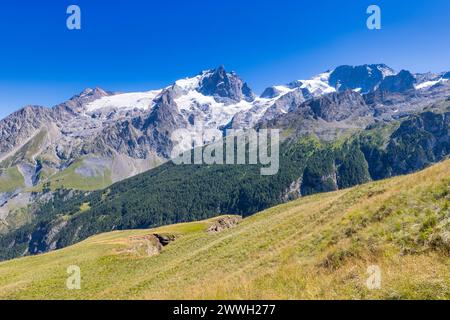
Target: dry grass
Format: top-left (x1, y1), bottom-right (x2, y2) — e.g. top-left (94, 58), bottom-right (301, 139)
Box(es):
top-left (0, 160), bottom-right (449, 300)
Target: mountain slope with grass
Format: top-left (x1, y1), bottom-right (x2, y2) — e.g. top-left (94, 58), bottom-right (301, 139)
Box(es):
top-left (0, 109), bottom-right (448, 261)
top-left (0, 159), bottom-right (448, 300)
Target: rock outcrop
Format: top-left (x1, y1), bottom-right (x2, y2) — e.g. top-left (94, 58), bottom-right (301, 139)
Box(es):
top-left (207, 216), bottom-right (242, 234)
top-left (119, 233), bottom-right (176, 257)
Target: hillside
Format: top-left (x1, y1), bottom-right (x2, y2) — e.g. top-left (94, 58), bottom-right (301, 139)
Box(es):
top-left (0, 109), bottom-right (448, 261)
top-left (0, 159), bottom-right (448, 300)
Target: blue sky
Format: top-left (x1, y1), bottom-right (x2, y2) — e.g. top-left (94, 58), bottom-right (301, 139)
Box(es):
top-left (0, 0), bottom-right (449, 119)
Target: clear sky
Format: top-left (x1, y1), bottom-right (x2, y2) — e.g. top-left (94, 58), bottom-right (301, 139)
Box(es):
top-left (0, 0), bottom-right (449, 119)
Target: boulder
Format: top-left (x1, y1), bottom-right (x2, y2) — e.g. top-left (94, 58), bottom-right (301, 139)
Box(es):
top-left (207, 216), bottom-right (242, 234)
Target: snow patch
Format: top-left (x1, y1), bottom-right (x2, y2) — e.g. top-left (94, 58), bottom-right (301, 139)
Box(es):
top-left (297, 72), bottom-right (336, 96)
top-left (377, 65), bottom-right (396, 78)
top-left (174, 90), bottom-right (254, 130)
top-left (174, 70), bottom-right (212, 91)
top-left (85, 90), bottom-right (162, 112)
top-left (415, 78), bottom-right (448, 90)
top-left (273, 86), bottom-right (296, 95)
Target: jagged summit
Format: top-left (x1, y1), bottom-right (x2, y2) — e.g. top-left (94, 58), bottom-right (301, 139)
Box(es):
top-left (198, 65), bottom-right (255, 102)
top-left (173, 66), bottom-right (255, 103)
top-left (79, 87), bottom-right (109, 97)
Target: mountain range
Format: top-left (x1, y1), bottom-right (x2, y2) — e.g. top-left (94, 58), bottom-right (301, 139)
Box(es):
top-left (1, 64), bottom-right (449, 185)
top-left (0, 63), bottom-right (449, 260)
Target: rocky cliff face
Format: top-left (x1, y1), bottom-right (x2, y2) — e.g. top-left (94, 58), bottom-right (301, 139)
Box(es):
top-left (260, 90), bottom-right (374, 140)
top-left (0, 106), bottom-right (53, 159)
top-left (302, 90), bottom-right (371, 122)
top-left (328, 64), bottom-right (395, 93)
top-left (384, 111), bottom-right (449, 176)
top-left (198, 66), bottom-right (255, 103)
top-left (379, 70), bottom-right (416, 93)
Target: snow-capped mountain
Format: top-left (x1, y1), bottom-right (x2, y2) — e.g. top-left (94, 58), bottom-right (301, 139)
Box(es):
top-left (262, 71), bottom-right (336, 99)
top-left (0, 63), bottom-right (449, 200)
top-left (414, 72), bottom-right (450, 90)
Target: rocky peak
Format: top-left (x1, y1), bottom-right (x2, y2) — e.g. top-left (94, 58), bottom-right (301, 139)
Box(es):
top-left (79, 87), bottom-right (109, 99)
top-left (329, 64), bottom-right (395, 93)
top-left (379, 70), bottom-right (416, 93)
top-left (56, 87), bottom-right (110, 114)
top-left (0, 105), bottom-right (52, 156)
top-left (261, 86), bottom-right (282, 99)
top-left (74, 87), bottom-right (110, 106)
top-left (198, 66), bottom-right (255, 103)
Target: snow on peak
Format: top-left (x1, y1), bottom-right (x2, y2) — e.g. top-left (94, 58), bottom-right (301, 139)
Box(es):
top-left (174, 84), bottom-right (254, 131)
top-left (296, 72), bottom-right (336, 96)
top-left (273, 85), bottom-right (297, 95)
top-left (85, 90), bottom-right (163, 112)
top-left (377, 65), bottom-right (396, 78)
top-left (260, 71), bottom-right (336, 101)
top-left (79, 87), bottom-right (108, 97)
top-left (174, 70), bottom-right (213, 91)
top-left (415, 77), bottom-right (448, 90)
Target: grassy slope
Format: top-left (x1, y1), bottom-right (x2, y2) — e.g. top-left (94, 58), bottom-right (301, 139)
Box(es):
top-left (0, 127), bottom-right (112, 193)
top-left (0, 166), bottom-right (25, 193)
top-left (0, 160), bottom-right (448, 300)
top-left (38, 159), bottom-right (112, 191)
top-left (0, 129), bottom-right (47, 168)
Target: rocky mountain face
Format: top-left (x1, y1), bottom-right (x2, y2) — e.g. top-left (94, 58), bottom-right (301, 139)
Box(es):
top-left (0, 106), bottom-right (53, 158)
top-left (376, 111), bottom-right (450, 177)
top-left (259, 90), bottom-right (374, 140)
top-left (0, 67), bottom-right (260, 192)
top-left (328, 64), bottom-right (395, 93)
top-left (378, 70), bottom-right (416, 93)
top-left (0, 64), bottom-right (449, 237)
top-left (198, 65), bottom-right (255, 102)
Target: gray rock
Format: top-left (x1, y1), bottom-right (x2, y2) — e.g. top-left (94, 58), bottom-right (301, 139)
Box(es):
top-left (198, 66), bottom-right (255, 103)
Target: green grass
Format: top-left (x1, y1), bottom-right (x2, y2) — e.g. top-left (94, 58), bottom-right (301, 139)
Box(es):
top-left (31, 159), bottom-right (112, 192)
top-left (79, 203), bottom-right (91, 212)
top-left (0, 166), bottom-right (25, 193)
top-left (0, 160), bottom-right (449, 300)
